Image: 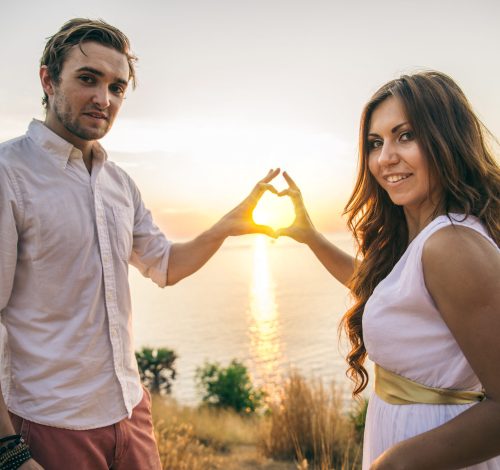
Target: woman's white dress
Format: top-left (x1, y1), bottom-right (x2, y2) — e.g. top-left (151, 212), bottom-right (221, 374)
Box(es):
top-left (362, 214), bottom-right (500, 469)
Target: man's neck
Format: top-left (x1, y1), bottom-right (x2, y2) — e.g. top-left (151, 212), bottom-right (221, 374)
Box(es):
top-left (83, 151), bottom-right (93, 174)
top-left (43, 115), bottom-right (94, 171)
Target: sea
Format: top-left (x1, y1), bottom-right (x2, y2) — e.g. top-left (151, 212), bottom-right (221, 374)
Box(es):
top-left (130, 232), bottom-right (369, 406)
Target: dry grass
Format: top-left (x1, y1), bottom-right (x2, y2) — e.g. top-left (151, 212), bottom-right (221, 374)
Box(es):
top-left (151, 395), bottom-right (296, 469)
top-left (260, 372), bottom-right (363, 470)
top-left (151, 394), bottom-right (261, 450)
top-left (150, 372), bottom-right (364, 470)
top-left (154, 417), bottom-right (223, 470)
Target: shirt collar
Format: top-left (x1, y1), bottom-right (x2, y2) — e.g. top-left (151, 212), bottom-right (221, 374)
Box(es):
top-left (27, 119), bottom-right (108, 170)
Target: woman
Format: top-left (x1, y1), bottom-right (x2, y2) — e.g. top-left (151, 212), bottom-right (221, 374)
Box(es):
top-left (277, 71), bottom-right (500, 469)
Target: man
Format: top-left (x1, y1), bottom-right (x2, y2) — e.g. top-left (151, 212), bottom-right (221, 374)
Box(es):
top-left (0, 18), bottom-right (277, 469)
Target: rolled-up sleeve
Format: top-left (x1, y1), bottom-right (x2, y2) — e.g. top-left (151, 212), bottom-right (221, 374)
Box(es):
top-left (0, 164), bottom-right (22, 313)
top-left (126, 174), bottom-right (172, 288)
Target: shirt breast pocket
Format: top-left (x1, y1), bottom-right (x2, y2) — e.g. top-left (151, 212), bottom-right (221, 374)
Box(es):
top-left (112, 205), bottom-right (134, 261)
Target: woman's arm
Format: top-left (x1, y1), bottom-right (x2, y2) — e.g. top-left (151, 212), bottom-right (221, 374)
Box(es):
top-left (276, 172), bottom-right (356, 287)
top-left (371, 225), bottom-right (500, 470)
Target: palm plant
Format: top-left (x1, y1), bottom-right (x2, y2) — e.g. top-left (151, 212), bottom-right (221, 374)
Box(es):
top-left (135, 347), bottom-right (178, 394)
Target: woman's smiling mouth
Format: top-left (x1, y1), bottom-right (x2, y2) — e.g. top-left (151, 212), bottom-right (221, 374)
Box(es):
top-left (384, 173), bottom-right (412, 183)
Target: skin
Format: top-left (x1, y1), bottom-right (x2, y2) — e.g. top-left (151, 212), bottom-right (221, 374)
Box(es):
top-left (3, 40), bottom-right (280, 469)
top-left (276, 171), bottom-right (356, 286)
top-left (280, 96), bottom-right (500, 468)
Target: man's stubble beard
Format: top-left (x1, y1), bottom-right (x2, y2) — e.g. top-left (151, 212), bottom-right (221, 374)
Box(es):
top-left (52, 91), bottom-right (111, 142)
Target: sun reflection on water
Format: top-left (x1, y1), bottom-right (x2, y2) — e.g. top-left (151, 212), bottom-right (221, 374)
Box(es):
top-left (248, 235), bottom-right (284, 402)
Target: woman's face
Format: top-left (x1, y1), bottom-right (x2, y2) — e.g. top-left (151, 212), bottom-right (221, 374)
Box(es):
top-left (367, 96), bottom-right (441, 219)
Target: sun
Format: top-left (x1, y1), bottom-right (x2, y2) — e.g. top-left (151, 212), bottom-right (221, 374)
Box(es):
top-left (252, 192), bottom-right (295, 231)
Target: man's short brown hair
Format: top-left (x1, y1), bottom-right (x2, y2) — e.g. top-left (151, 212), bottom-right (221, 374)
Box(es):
top-left (40, 18), bottom-right (137, 108)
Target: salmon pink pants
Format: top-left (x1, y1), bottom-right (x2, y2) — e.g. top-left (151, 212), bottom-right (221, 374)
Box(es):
top-left (9, 388), bottom-right (162, 469)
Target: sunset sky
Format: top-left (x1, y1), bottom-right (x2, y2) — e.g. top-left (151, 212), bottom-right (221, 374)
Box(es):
top-left (1, 0), bottom-right (499, 239)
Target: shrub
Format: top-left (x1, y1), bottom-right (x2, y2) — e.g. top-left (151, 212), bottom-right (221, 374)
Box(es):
top-left (349, 397), bottom-right (368, 441)
top-left (135, 346), bottom-right (177, 394)
top-left (195, 359), bottom-right (264, 414)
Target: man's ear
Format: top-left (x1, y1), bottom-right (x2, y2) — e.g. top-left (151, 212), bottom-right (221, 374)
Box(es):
top-left (40, 66), bottom-right (55, 97)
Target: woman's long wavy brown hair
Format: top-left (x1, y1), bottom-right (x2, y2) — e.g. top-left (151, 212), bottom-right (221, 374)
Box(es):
top-left (339, 70), bottom-right (500, 396)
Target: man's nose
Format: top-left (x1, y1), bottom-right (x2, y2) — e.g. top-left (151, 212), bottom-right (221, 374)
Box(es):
top-left (92, 86), bottom-right (110, 109)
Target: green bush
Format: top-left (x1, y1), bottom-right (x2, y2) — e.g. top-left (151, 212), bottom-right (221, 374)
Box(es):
top-left (135, 347), bottom-right (177, 394)
top-left (349, 397), bottom-right (368, 439)
top-left (195, 359), bottom-right (264, 414)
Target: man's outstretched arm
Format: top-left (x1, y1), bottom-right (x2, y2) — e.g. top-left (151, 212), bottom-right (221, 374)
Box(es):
top-left (166, 169), bottom-right (279, 285)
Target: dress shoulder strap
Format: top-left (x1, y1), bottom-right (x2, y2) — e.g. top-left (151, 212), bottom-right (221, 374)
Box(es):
top-left (421, 214), bottom-right (498, 251)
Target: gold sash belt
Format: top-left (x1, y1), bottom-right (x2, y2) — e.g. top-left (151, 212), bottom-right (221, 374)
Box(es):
top-left (374, 364), bottom-right (484, 405)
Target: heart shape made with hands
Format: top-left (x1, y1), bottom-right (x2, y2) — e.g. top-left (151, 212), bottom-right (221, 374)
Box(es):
top-left (252, 191), bottom-right (295, 231)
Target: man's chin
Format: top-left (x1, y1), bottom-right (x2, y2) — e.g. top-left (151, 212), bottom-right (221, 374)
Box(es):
top-left (86, 129), bottom-right (109, 141)
top-left (71, 124), bottom-right (111, 142)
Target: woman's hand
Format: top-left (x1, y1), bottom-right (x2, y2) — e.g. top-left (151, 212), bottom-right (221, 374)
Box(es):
top-left (370, 448), bottom-right (410, 470)
top-left (275, 171), bottom-right (316, 244)
top-left (370, 455), bottom-right (397, 470)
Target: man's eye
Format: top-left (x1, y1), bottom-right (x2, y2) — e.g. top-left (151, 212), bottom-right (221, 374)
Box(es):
top-left (110, 85), bottom-right (125, 96)
top-left (79, 75), bottom-right (95, 84)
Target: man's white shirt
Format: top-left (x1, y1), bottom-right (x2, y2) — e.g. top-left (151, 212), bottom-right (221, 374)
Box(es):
top-left (0, 120), bottom-right (171, 429)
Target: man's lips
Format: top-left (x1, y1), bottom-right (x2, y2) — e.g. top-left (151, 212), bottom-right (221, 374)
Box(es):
top-left (83, 111), bottom-right (108, 121)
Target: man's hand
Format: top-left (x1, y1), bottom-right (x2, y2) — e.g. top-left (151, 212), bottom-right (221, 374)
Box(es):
top-left (166, 169), bottom-right (281, 285)
top-left (214, 168), bottom-right (280, 238)
top-left (275, 171), bottom-right (316, 243)
top-left (19, 458), bottom-right (44, 469)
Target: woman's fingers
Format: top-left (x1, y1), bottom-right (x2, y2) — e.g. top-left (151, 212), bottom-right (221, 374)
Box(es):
top-left (282, 171), bottom-right (300, 191)
top-left (278, 188), bottom-right (304, 216)
top-left (275, 227), bottom-right (290, 238)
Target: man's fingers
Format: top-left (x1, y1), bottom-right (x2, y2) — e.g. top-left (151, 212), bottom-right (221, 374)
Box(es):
top-left (252, 183), bottom-right (278, 197)
top-left (261, 183), bottom-right (278, 195)
top-left (253, 224), bottom-right (277, 238)
top-left (250, 183), bottom-right (278, 202)
top-left (260, 168), bottom-right (280, 184)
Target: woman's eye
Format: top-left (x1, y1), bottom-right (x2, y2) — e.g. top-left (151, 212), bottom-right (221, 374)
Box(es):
top-left (368, 139), bottom-right (382, 150)
top-left (400, 131), bottom-right (414, 141)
